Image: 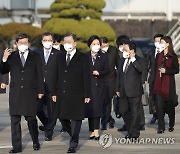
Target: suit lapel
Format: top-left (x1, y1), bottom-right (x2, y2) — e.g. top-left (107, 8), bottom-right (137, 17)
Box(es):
top-left (23, 51), bottom-right (33, 69)
top-left (14, 51), bottom-right (23, 68)
top-left (66, 51), bottom-right (80, 69)
top-left (46, 49), bottom-right (55, 65)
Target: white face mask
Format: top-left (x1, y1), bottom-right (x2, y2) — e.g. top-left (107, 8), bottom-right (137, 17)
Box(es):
top-left (53, 45), bottom-right (60, 50)
top-left (154, 42), bottom-right (160, 49)
top-left (18, 45), bottom-right (28, 52)
top-left (92, 45), bottom-right (100, 53)
top-left (64, 43), bottom-right (73, 52)
top-left (158, 43), bottom-right (166, 52)
top-left (123, 51), bottom-right (130, 59)
top-left (42, 41), bottom-right (53, 49)
top-left (101, 47), bottom-right (109, 52)
top-left (119, 46), bottom-right (124, 52)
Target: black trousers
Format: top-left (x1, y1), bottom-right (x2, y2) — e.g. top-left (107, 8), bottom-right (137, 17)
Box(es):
top-left (60, 119), bottom-right (82, 149)
top-left (120, 95), bottom-right (141, 138)
top-left (139, 102), bottom-right (145, 126)
top-left (88, 117), bottom-right (100, 132)
top-left (149, 81), bottom-right (157, 116)
top-left (155, 94), bottom-right (175, 130)
top-left (36, 91), bottom-right (54, 127)
top-left (11, 115), bottom-right (39, 149)
top-left (101, 92), bottom-right (114, 126)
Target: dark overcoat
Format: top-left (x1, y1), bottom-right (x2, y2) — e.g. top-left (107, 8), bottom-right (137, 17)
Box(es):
top-left (85, 51), bottom-right (110, 118)
top-left (0, 50), bottom-right (45, 116)
top-left (53, 50), bottom-right (91, 120)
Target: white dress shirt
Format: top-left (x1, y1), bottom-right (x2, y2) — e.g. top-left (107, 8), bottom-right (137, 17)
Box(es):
top-left (123, 57), bottom-right (136, 72)
top-left (66, 49), bottom-right (76, 61)
top-left (19, 50), bottom-right (29, 61)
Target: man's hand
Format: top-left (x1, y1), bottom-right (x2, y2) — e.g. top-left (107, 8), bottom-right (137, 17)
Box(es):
top-left (116, 92), bottom-right (120, 97)
top-left (3, 48), bottom-right (12, 61)
top-left (129, 50), bottom-right (135, 59)
top-left (85, 98), bottom-right (91, 103)
top-left (38, 94), bottom-right (44, 99)
top-left (52, 96), bottom-right (57, 102)
top-left (92, 70), bottom-right (99, 76)
top-left (1, 83), bottom-right (7, 89)
top-left (159, 68), bottom-right (166, 74)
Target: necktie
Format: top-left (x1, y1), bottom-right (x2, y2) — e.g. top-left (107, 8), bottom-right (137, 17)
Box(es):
top-left (45, 51), bottom-right (49, 64)
top-left (124, 58), bottom-right (130, 73)
top-left (20, 52), bottom-right (25, 67)
top-left (92, 55), bottom-right (96, 65)
top-left (66, 54), bottom-right (71, 65)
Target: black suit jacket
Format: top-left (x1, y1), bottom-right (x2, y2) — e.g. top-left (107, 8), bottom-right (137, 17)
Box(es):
top-left (35, 47), bottom-right (60, 93)
top-left (53, 50), bottom-right (91, 120)
top-left (105, 45), bottom-right (120, 97)
top-left (116, 55), bottom-right (143, 98)
top-left (147, 48), bottom-right (156, 84)
top-left (0, 50), bottom-right (45, 116)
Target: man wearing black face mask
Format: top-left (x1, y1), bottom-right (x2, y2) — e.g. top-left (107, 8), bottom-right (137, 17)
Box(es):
top-left (116, 41), bottom-right (144, 139)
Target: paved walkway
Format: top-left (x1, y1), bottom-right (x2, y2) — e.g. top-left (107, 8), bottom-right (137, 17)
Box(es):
top-left (0, 75), bottom-right (180, 154)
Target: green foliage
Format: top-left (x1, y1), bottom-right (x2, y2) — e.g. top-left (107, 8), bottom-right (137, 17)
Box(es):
top-left (44, 0), bottom-right (116, 51)
top-left (0, 23), bottom-right (44, 48)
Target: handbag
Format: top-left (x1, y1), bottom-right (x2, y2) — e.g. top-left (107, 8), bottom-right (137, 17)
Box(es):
top-left (142, 83), bottom-right (148, 106)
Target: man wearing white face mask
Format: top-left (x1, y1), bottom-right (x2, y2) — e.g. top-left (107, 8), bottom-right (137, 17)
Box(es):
top-left (0, 33), bottom-right (45, 153)
top-left (146, 34), bottom-right (164, 125)
top-left (52, 33), bottom-right (91, 153)
top-left (34, 32), bottom-right (61, 141)
top-left (100, 37), bottom-right (119, 130)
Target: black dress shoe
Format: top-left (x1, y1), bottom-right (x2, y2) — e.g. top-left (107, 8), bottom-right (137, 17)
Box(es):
top-left (45, 135), bottom-right (52, 141)
top-left (88, 136), bottom-right (95, 140)
top-left (95, 136), bottom-right (100, 140)
top-left (9, 149), bottom-right (22, 153)
top-left (33, 143), bottom-right (40, 151)
top-left (117, 125), bottom-right (127, 132)
top-left (39, 125), bottom-right (45, 131)
top-left (101, 125), bottom-right (107, 130)
top-left (168, 127), bottom-right (174, 132)
top-left (150, 117), bottom-right (157, 124)
top-left (139, 125), bottom-right (145, 131)
top-left (125, 134), bottom-right (131, 139)
top-left (67, 147), bottom-right (76, 153)
top-left (157, 130), bottom-right (164, 134)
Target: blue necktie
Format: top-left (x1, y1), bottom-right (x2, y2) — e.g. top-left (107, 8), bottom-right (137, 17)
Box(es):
top-left (45, 51), bottom-right (49, 64)
top-left (20, 52), bottom-right (25, 67)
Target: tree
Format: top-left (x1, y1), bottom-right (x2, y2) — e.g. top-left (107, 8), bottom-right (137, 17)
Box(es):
top-left (43, 0), bottom-right (116, 51)
top-left (0, 23), bottom-right (44, 49)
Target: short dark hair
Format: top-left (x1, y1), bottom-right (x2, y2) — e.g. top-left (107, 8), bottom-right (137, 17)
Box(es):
top-left (100, 37), bottom-right (109, 44)
top-left (63, 33), bottom-right (77, 42)
top-left (126, 41), bottom-right (137, 53)
top-left (87, 35), bottom-right (101, 47)
top-left (41, 32), bottom-right (53, 40)
top-left (16, 33), bottom-right (30, 42)
top-left (116, 35), bottom-right (129, 46)
top-left (53, 33), bottom-right (61, 43)
top-left (154, 34), bottom-right (164, 40)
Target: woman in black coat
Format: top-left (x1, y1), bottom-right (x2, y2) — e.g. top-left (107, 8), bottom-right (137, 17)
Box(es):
top-left (153, 36), bottom-right (179, 134)
top-left (85, 35), bottom-right (110, 140)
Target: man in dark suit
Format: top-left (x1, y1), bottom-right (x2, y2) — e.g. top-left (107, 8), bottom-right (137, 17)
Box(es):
top-left (0, 33), bottom-right (45, 153)
top-left (100, 37), bottom-right (119, 130)
top-left (52, 33), bottom-right (91, 153)
top-left (116, 41), bottom-right (143, 139)
top-left (34, 32), bottom-right (61, 141)
top-left (0, 50), bottom-right (9, 94)
top-left (147, 34), bottom-right (164, 124)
